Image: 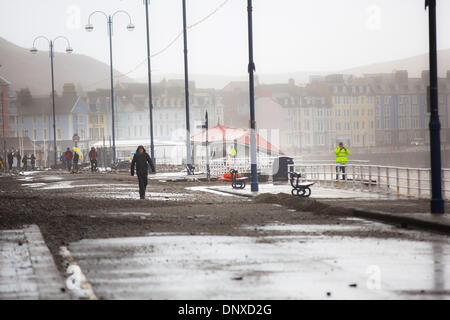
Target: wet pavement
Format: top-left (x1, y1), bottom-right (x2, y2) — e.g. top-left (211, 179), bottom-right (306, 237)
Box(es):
top-left (2, 170), bottom-right (450, 300)
top-left (66, 218), bottom-right (450, 299)
top-left (208, 183), bottom-right (399, 199)
top-left (0, 225), bottom-right (69, 299)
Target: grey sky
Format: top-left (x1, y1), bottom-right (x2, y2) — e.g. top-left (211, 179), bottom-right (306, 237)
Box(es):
top-left (1, 0), bottom-right (449, 79)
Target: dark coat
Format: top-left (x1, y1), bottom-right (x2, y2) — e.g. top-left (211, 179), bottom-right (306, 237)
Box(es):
top-left (131, 146), bottom-right (155, 176)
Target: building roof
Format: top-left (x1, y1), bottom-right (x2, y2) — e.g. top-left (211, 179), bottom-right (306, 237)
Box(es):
top-left (191, 125), bottom-right (282, 154)
top-left (222, 81), bottom-right (249, 92)
top-left (2, 137), bottom-right (35, 151)
top-left (18, 94), bottom-right (83, 116)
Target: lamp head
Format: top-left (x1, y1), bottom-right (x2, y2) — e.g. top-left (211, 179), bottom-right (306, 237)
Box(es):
top-left (85, 24), bottom-right (94, 32)
top-left (66, 46), bottom-right (73, 54)
top-left (126, 23), bottom-right (135, 31)
top-left (30, 47), bottom-right (38, 54)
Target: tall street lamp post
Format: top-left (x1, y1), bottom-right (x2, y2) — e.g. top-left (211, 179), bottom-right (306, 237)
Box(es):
top-left (247, 0), bottom-right (258, 191)
top-left (144, 0), bottom-right (156, 173)
top-left (182, 0), bottom-right (193, 175)
top-left (85, 10), bottom-right (135, 164)
top-left (425, 0), bottom-right (444, 213)
top-left (0, 64), bottom-right (6, 171)
top-left (30, 36), bottom-right (73, 167)
top-left (1, 88), bottom-right (6, 171)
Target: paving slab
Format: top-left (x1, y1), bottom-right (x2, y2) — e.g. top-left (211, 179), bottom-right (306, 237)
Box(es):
top-left (0, 225), bottom-right (70, 300)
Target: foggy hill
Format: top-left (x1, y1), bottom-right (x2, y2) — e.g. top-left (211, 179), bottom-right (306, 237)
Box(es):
top-left (137, 49), bottom-right (450, 89)
top-left (0, 37), bottom-right (132, 95)
top-left (342, 49), bottom-right (450, 78)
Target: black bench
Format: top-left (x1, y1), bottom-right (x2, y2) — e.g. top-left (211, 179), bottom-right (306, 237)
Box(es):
top-left (230, 169), bottom-right (248, 189)
top-left (186, 165), bottom-right (195, 175)
top-left (289, 171), bottom-right (314, 197)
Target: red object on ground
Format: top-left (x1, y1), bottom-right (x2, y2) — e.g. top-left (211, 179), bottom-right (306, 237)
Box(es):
top-left (218, 171), bottom-right (242, 182)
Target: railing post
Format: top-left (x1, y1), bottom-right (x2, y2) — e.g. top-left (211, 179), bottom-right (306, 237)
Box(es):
top-left (352, 165), bottom-right (355, 190)
top-left (418, 169), bottom-right (421, 198)
top-left (369, 166), bottom-right (372, 192)
top-left (386, 167), bottom-right (390, 193)
top-left (377, 166), bottom-right (381, 192)
top-left (360, 165), bottom-right (363, 191)
top-left (323, 165), bottom-right (326, 187)
top-left (396, 167), bottom-right (400, 196)
top-left (406, 168), bottom-right (410, 197)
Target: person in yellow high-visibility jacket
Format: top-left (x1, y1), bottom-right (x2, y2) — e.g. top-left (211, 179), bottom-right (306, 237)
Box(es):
top-left (335, 142), bottom-right (350, 180)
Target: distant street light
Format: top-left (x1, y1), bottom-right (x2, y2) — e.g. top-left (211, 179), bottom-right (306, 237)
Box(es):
top-left (143, 0), bottom-right (156, 173)
top-left (30, 35), bottom-right (73, 167)
top-left (85, 10), bottom-right (135, 164)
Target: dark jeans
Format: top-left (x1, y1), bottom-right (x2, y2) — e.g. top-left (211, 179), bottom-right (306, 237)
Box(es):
top-left (67, 160), bottom-right (72, 172)
top-left (90, 160), bottom-right (97, 172)
top-left (336, 165), bottom-right (346, 180)
top-left (137, 172), bottom-right (148, 198)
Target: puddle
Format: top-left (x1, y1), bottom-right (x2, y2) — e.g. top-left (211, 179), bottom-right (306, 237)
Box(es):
top-left (106, 212), bottom-right (154, 217)
top-left (20, 171), bottom-right (41, 176)
top-left (40, 181), bottom-right (74, 189)
top-left (22, 183), bottom-right (47, 188)
top-left (186, 186), bottom-right (241, 197)
top-left (85, 192), bottom-right (185, 201)
top-left (40, 176), bottom-right (63, 181)
top-left (68, 233), bottom-right (450, 300)
top-left (18, 176), bottom-right (34, 182)
top-left (242, 223), bottom-right (364, 233)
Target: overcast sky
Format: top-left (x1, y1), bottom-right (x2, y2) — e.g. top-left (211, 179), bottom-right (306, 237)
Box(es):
top-left (1, 0), bottom-right (449, 79)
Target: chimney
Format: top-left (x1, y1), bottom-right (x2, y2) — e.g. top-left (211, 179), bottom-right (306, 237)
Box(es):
top-left (62, 83), bottom-right (77, 98)
top-left (421, 70), bottom-right (430, 84)
top-left (394, 70), bottom-right (408, 83)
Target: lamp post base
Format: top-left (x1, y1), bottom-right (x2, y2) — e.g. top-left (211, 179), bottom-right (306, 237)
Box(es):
top-left (431, 198), bottom-right (444, 214)
top-left (250, 163), bottom-right (259, 192)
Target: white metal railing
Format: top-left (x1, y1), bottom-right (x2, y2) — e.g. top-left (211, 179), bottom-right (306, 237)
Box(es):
top-left (287, 163), bottom-right (450, 200)
top-left (196, 157), bottom-right (279, 176)
top-left (195, 157), bottom-right (371, 177)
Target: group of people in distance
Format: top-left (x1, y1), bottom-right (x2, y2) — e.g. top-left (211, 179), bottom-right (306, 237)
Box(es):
top-left (0, 150), bottom-right (36, 172)
top-left (61, 146), bottom-right (98, 174)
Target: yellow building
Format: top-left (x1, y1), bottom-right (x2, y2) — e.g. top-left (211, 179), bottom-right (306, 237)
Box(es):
top-left (330, 80), bottom-right (375, 149)
top-left (86, 93), bottom-right (109, 142)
